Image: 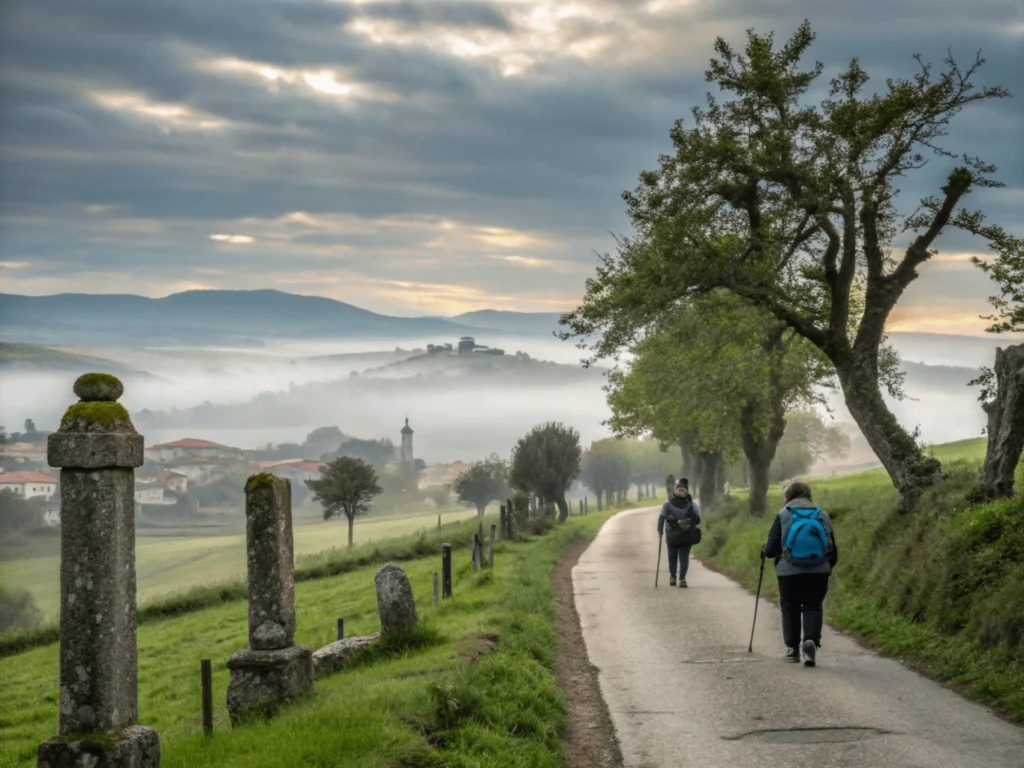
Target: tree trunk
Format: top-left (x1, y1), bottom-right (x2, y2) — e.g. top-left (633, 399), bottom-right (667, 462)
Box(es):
top-left (979, 344), bottom-right (1024, 498)
top-left (679, 435), bottom-right (696, 483)
top-left (714, 453), bottom-right (726, 499)
top-left (838, 354), bottom-right (943, 512)
top-left (556, 495), bottom-right (569, 523)
top-left (477, 504), bottom-right (485, 516)
top-left (596, 491), bottom-right (603, 511)
top-left (696, 451), bottom-right (718, 508)
top-left (738, 397), bottom-right (787, 517)
top-left (347, 515), bottom-right (354, 548)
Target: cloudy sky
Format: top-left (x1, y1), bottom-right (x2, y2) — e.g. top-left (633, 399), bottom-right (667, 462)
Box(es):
top-left (1, 0), bottom-right (1021, 331)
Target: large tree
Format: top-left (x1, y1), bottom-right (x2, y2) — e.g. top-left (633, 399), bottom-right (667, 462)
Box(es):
top-left (509, 422), bottom-right (582, 522)
top-left (596, 293), bottom-right (830, 515)
top-left (325, 437), bottom-right (396, 472)
top-left (580, 439), bottom-right (633, 509)
top-left (306, 456), bottom-right (383, 547)
top-left (566, 21), bottom-right (1017, 512)
top-left (972, 234), bottom-right (1024, 498)
top-left (453, 455), bottom-right (509, 516)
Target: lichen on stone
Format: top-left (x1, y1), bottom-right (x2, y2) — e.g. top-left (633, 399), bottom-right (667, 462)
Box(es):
top-left (61, 401), bottom-right (133, 430)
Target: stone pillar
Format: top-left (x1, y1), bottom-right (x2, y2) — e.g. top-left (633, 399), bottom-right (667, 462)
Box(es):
top-left (226, 474), bottom-right (314, 723)
top-left (37, 374), bottom-right (160, 768)
top-left (374, 564), bottom-right (418, 636)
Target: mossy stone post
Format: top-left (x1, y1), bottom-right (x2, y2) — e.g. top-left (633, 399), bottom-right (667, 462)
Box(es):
top-left (225, 474), bottom-right (314, 723)
top-left (37, 374), bottom-right (161, 768)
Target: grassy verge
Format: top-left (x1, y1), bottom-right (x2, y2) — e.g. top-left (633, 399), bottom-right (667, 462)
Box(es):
top-left (697, 441), bottom-right (1024, 722)
top-left (0, 507), bottom-right (617, 767)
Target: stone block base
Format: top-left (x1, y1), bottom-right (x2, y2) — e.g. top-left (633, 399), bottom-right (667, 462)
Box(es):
top-left (226, 644), bottom-right (314, 723)
top-left (37, 725), bottom-right (160, 768)
top-left (312, 633), bottom-right (380, 678)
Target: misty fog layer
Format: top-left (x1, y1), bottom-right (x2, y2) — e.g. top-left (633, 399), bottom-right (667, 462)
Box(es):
top-left (0, 332), bottom-right (997, 466)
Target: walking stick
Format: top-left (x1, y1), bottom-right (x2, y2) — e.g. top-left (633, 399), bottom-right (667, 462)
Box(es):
top-left (748, 554), bottom-right (766, 653)
top-left (655, 534), bottom-right (663, 588)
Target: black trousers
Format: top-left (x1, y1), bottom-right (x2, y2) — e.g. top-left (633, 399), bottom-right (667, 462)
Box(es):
top-left (777, 572), bottom-right (830, 648)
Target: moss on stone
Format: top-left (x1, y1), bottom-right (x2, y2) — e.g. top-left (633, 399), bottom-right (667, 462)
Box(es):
top-left (58, 730), bottom-right (121, 751)
top-left (74, 372), bottom-right (125, 402)
top-left (246, 472), bottom-right (277, 493)
top-left (61, 401), bottom-right (132, 428)
top-left (75, 372), bottom-right (122, 390)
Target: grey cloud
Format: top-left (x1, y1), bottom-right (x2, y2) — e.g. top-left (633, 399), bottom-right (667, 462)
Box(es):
top-left (0, 0), bottom-right (1021, 313)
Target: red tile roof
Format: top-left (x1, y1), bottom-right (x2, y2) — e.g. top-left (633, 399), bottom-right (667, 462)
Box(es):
top-left (0, 471), bottom-right (58, 484)
top-left (147, 439), bottom-right (231, 450)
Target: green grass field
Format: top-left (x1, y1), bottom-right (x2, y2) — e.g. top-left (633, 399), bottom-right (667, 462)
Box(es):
top-left (0, 510), bottom-right (614, 768)
top-left (1, 506), bottom-right (482, 620)
top-left (697, 435), bottom-right (1024, 721)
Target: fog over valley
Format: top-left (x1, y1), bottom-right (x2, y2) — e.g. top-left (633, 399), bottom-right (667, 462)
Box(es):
top-left (0, 290), bottom-right (1010, 468)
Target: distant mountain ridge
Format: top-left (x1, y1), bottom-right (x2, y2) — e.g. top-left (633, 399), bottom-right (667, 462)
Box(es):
top-left (1, 290), bottom-right (1015, 361)
top-left (0, 290), bottom-right (486, 347)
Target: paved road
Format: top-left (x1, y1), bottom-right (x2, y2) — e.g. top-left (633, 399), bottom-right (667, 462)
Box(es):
top-left (573, 506), bottom-right (1024, 768)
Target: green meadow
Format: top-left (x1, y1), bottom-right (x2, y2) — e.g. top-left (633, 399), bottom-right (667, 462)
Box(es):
top-left (0, 509), bottom-right (615, 768)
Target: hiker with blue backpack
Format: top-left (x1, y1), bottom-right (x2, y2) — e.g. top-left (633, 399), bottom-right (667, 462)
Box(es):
top-left (657, 479), bottom-right (701, 587)
top-left (761, 481), bottom-right (838, 666)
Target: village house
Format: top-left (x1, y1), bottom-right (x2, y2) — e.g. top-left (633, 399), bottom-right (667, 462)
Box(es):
top-left (133, 480), bottom-right (170, 506)
top-left (145, 438), bottom-right (244, 464)
top-left (0, 441), bottom-right (48, 467)
top-left (136, 466), bottom-right (189, 493)
top-left (0, 470), bottom-right (58, 500)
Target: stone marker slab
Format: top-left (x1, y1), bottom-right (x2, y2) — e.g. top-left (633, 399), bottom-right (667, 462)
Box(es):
top-left (374, 563), bottom-right (418, 635)
top-left (312, 633), bottom-right (381, 678)
top-left (226, 645), bottom-right (315, 722)
top-left (244, 474), bottom-right (296, 651)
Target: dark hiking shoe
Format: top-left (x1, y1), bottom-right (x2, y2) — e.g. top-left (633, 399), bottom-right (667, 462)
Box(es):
top-left (679, 579), bottom-right (688, 588)
top-left (669, 578), bottom-right (676, 587)
top-left (784, 647), bottom-right (800, 663)
top-left (802, 640), bottom-right (817, 667)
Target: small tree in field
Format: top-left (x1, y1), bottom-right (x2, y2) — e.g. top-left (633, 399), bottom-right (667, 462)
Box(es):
top-left (510, 422), bottom-right (582, 523)
top-left (306, 456), bottom-right (382, 548)
top-left (453, 455), bottom-right (508, 516)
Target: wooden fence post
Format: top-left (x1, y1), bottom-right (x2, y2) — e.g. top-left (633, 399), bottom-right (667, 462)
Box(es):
top-left (201, 659), bottom-right (213, 735)
top-left (442, 544), bottom-right (452, 598)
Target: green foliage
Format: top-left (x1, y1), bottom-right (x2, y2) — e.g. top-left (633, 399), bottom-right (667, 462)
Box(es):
top-left (453, 456), bottom-right (508, 514)
top-left (0, 582), bottom-right (40, 633)
top-left (579, 438), bottom-right (632, 502)
top-left (509, 423), bottom-right (582, 519)
top-left (325, 437), bottom-right (397, 472)
top-left (768, 441), bottom-right (813, 484)
top-left (307, 457), bottom-right (384, 546)
top-left (0, 490), bottom-right (45, 538)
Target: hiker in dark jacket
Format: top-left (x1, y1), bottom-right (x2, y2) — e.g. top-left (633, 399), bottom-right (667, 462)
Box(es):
top-left (657, 479), bottom-right (701, 588)
top-left (761, 481), bottom-right (838, 667)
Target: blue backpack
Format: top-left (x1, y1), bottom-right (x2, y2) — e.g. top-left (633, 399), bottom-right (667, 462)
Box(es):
top-left (782, 507), bottom-right (830, 567)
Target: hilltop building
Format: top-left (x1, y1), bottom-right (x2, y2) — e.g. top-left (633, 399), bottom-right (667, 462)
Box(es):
top-left (400, 418), bottom-right (414, 464)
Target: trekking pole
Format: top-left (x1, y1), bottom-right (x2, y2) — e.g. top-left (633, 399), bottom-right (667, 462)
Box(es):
top-left (655, 534), bottom-right (663, 588)
top-left (748, 554), bottom-right (766, 653)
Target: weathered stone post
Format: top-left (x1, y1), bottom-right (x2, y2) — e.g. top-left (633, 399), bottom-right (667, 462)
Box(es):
top-left (37, 373), bottom-right (160, 768)
top-left (489, 525), bottom-right (495, 569)
top-left (225, 474), bottom-right (314, 723)
top-left (499, 505), bottom-right (507, 540)
top-left (374, 564), bottom-right (418, 636)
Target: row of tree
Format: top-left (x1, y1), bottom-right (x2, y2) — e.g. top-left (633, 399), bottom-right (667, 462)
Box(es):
top-left (559, 22), bottom-right (1024, 513)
